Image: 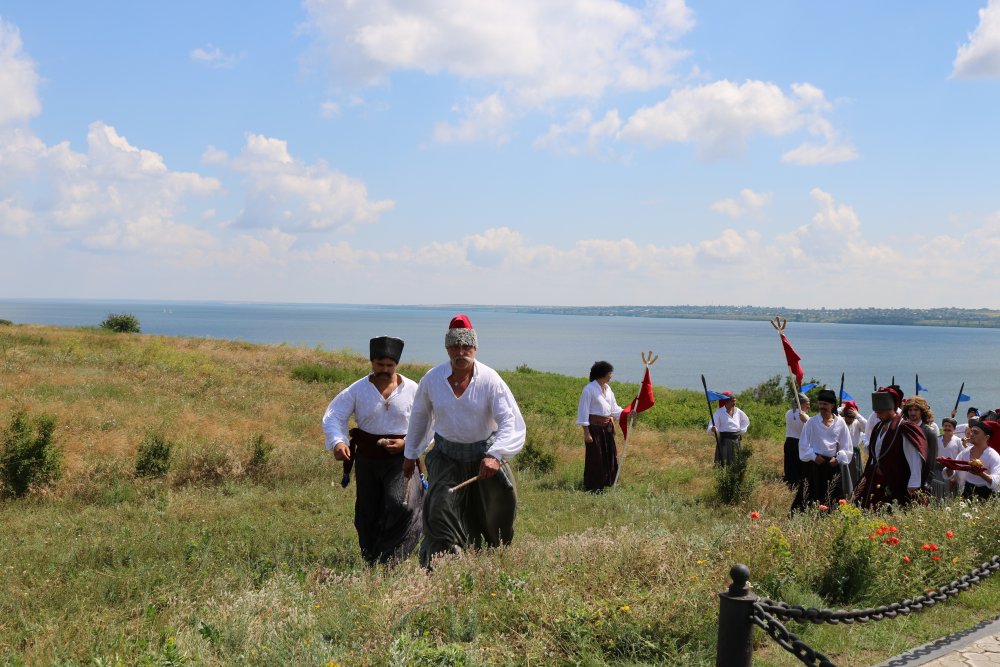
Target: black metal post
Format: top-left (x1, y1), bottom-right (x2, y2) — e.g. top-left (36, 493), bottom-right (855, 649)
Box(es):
top-left (717, 564), bottom-right (757, 667)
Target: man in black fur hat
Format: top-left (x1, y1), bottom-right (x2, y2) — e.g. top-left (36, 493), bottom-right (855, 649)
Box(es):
top-left (855, 385), bottom-right (928, 509)
top-left (322, 336), bottom-right (422, 565)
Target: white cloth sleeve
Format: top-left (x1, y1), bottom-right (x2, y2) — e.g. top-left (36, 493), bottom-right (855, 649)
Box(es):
top-left (835, 421), bottom-right (854, 465)
top-left (902, 435), bottom-right (923, 489)
top-left (739, 409), bottom-right (749, 433)
top-left (321, 389), bottom-right (355, 450)
top-left (799, 419), bottom-right (816, 462)
top-left (486, 379), bottom-right (526, 460)
top-left (403, 380), bottom-right (435, 459)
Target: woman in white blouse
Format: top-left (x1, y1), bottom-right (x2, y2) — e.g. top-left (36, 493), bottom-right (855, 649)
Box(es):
top-left (576, 361), bottom-right (624, 492)
top-left (952, 418), bottom-right (1000, 501)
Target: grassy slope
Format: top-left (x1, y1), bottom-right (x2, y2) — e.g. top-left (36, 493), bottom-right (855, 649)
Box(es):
top-left (0, 324), bottom-right (998, 666)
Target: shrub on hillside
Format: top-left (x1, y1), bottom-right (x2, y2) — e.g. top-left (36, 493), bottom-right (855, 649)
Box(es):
top-left (0, 410), bottom-right (62, 497)
top-left (246, 433), bottom-right (273, 478)
top-left (714, 444), bottom-right (755, 504)
top-left (0, 319), bottom-right (12, 326)
top-left (514, 439), bottom-right (555, 475)
top-left (100, 312), bottom-right (141, 333)
top-left (135, 432), bottom-right (172, 477)
top-left (741, 374), bottom-right (786, 405)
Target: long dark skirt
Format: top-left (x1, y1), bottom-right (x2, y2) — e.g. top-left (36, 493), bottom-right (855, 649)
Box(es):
top-left (418, 445), bottom-right (517, 568)
top-left (584, 422), bottom-right (618, 492)
top-left (782, 437), bottom-right (800, 488)
top-left (790, 457), bottom-right (844, 513)
top-left (715, 431), bottom-right (742, 467)
top-left (353, 454), bottom-right (423, 565)
top-left (962, 484), bottom-right (993, 501)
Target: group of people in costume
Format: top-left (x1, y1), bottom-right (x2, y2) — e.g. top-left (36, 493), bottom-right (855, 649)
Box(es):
top-left (782, 384), bottom-right (1000, 512)
top-left (325, 323), bottom-right (999, 566)
top-left (322, 314), bottom-right (524, 568)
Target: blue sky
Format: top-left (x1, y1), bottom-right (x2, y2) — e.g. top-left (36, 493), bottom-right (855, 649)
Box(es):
top-left (2, 1), bottom-right (1000, 307)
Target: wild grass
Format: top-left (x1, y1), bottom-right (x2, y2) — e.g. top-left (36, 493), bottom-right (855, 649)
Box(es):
top-left (0, 324), bottom-right (997, 665)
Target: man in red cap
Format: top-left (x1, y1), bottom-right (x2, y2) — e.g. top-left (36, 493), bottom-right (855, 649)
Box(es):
top-left (855, 385), bottom-right (928, 509)
top-left (403, 314), bottom-right (526, 568)
top-left (322, 336), bottom-right (422, 565)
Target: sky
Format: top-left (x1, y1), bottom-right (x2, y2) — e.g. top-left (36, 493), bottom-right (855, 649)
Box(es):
top-left (1, 1), bottom-right (1000, 308)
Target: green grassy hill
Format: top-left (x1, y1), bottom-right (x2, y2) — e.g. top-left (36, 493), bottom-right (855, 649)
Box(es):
top-left (0, 324), bottom-right (997, 665)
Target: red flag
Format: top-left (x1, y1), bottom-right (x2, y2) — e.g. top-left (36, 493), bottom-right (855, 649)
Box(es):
top-left (619, 368), bottom-right (655, 439)
top-left (781, 333), bottom-right (804, 386)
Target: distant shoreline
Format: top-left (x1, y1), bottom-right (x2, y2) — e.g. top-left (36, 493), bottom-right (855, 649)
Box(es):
top-left (5, 298), bottom-right (1000, 330)
top-left (470, 305), bottom-right (1000, 329)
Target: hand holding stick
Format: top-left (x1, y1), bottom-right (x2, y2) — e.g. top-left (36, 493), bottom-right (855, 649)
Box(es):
top-left (449, 475), bottom-right (480, 493)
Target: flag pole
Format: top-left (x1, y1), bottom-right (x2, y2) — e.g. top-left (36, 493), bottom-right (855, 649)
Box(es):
top-left (770, 316), bottom-right (802, 412)
top-left (837, 372), bottom-right (845, 410)
top-left (915, 374), bottom-right (919, 396)
top-left (952, 382), bottom-right (965, 417)
top-left (873, 376), bottom-right (877, 391)
top-left (613, 351), bottom-right (656, 488)
top-left (701, 374), bottom-right (721, 462)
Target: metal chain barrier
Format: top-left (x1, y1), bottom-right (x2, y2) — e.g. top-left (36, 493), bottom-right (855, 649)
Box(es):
top-left (758, 555), bottom-right (1000, 625)
top-left (751, 603), bottom-right (837, 667)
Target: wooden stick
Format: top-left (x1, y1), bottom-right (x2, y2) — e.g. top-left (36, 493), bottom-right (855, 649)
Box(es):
top-left (448, 475), bottom-right (479, 493)
top-left (402, 473), bottom-right (414, 507)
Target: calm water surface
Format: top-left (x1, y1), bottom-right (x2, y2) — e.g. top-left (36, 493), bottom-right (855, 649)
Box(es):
top-left (2, 299), bottom-right (998, 418)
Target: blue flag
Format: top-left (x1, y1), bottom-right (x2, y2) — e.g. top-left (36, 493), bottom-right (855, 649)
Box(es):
top-left (705, 389), bottom-right (730, 402)
top-left (916, 381), bottom-right (929, 394)
top-left (799, 382), bottom-right (818, 393)
top-left (959, 392), bottom-right (972, 403)
top-left (840, 389), bottom-right (853, 402)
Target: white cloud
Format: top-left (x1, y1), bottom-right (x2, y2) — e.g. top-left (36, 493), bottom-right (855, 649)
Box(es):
top-left (190, 44), bottom-right (245, 69)
top-left (533, 108), bottom-right (622, 156)
top-left (432, 93), bottom-right (513, 145)
top-left (619, 79), bottom-right (856, 162)
top-left (953, 0), bottom-right (1000, 78)
top-left (206, 133), bottom-right (395, 232)
top-left (0, 122), bottom-right (220, 256)
top-left (0, 19), bottom-right (42, 126)
top-left (320, 100), bottom-right (340, 118)
top-left (302, 0), bottom-right (693, 105)
top-left (710, 188), bottom-right (773, 218)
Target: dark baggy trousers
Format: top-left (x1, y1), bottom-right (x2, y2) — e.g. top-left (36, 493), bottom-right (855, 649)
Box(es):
top-left (715, 431), bottom-right (742, 467)
top-left (353, 453), bottom-right (423, 566)
top-left (418, 433), bottom-right (517, 568)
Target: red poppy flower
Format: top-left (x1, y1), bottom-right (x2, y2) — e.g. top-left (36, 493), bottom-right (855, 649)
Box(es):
top-left (922, 544), bottom-right (931, 550)
top-left (838, 499), bottom-right (847, 505)
top-left (888, 526), bottom-right (899, 533)
top-left (946, 531), bottom-right (955, 539)
top-left (749, 511), bottom-right (760, 520)
top-left (876, 528), bottom-right (885, 536)
top-left (932, 555), bottom-right (941, 561)
top-left (903, 556), bottom-right (911, 563)
top-left (819, 504), bottom-right (829, 511)
top-left (929, 543), bottom-right (939, 551)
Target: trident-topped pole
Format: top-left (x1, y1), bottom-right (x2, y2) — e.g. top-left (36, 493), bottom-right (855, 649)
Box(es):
top-left (770, 316), bottom-right (802, 413)
top-left (612, 351), bottom-right (657, 488)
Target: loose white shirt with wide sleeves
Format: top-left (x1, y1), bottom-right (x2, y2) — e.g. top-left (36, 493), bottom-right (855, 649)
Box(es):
top-left (844, 413), bottom-right (868, 448)
top-left (321, 374), bottom-right (419, 450)
top-left (938, 434), bottom-right (964, 460)
top-left (404, 360), bottom-right (526, 462)
top-left (955, 446), bottom-right (1000, 490)
top-left (798, 414), bottom-right (854, 464)
top-left (576, 381), bottom-right (624, 426)
top-left (785, 409), bottom-right (807, 439)
top-left (707, 407), bottom-right (749, 434)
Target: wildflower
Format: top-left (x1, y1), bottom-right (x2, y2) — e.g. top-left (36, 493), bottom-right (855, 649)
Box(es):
top-left (869, 533), bottom-right (877, 541)
top-left (922, 544), bottom-right (930, 550)
top-left (819, 504), bottom-right (829, 511)
top-left (620, 605), bottom-right (631, 613)
top-left (932, 555), bottom-right (941, 561)
top-left (839, 499), bottom-right (847, 505)
top-left (888, 526), bottom-right (899, 533)
top-left (928, 543), bottom-right (939, 551)
top-left (902, 556), bottom-right (911, 563)
top-left (946, 530), bottom-right (955, 539)
top-left (953, 557), bottom-right (960, 565)
top-left (750, 511), bottom-right (760, 520)
top-left (877, 528), bottom-right (885, 536)
top-left (884, 536), bottom-right (900, 546)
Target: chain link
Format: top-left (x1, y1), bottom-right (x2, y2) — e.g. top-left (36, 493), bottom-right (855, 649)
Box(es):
top-left (752, 603), bottom-right (838, 667)
top-left (758, 555), bottom-right (1000, 624)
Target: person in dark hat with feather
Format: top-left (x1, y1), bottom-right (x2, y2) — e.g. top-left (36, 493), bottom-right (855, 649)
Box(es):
top-left (322, 336), bottom-right (422, 565)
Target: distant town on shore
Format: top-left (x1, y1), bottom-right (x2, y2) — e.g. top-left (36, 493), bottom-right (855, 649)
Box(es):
top-left (475, 305), bottom-right (1000, 329)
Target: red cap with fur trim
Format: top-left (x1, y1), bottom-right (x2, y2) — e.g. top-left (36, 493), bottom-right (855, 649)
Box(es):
top-left (445, 314), bottom-right (478, 348)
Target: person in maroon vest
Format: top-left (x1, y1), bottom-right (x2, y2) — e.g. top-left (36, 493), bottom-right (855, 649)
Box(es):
top-left (855, 385), bottom-right (929, 509)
